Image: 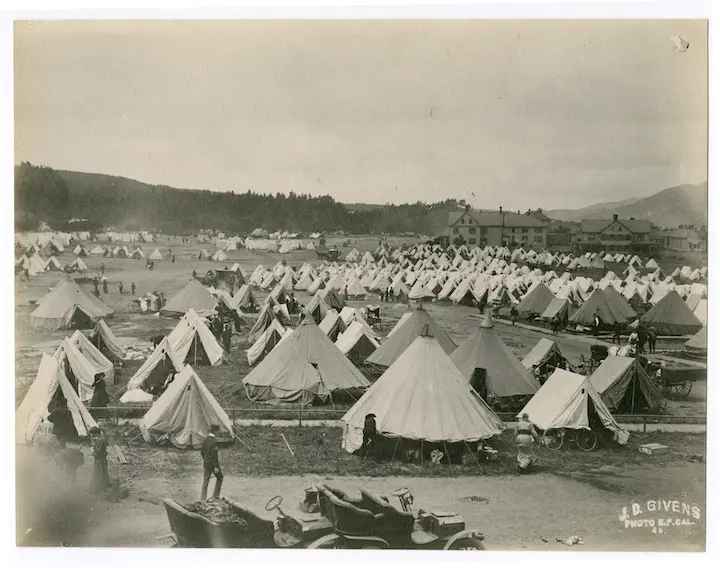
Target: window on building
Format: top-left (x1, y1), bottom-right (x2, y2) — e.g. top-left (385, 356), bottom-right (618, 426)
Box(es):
top-left (468, 238), bottom-right (477, 245)
top-left (533, 227), bottom-right (541, 233)
top-left (469, 227), bottom-right (476, 234)
top-left (521, 228), bottom-right (528, 233)
top-left (511, 228), bottom-right (516, 234)
top-left (534, 236), bottom-right (543, 244)
top-left (453, 228), bottom-right (459, 234)
top-left (468, 218), bottom-right (473, 224)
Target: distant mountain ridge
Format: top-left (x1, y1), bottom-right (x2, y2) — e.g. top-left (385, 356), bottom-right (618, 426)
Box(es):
top-left (546, 182), bottom-right (708, 228)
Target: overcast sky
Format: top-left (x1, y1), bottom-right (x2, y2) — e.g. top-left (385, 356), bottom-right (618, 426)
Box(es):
top-left (14, 20), bottom-right (707, 210)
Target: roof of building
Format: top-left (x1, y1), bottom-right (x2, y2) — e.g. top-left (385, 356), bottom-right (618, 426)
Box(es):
top-left (580, 218), bottom-right (652, 234)
top-left (661, 228), bottom-right (707, 239)
top-left (448, 210), bottom-right (548, 228)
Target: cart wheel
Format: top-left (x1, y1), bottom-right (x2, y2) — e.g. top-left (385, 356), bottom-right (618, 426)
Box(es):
top-left (544, 428), bottom-right (565, 451)
top-left (575, 429), bottom-right (598, 452)
top-left (265, 495), bottom-right (283, 512)
top-left (674, 381), bottom-right (692, 398)
top-left (446, 537), bottom-right (486, 550)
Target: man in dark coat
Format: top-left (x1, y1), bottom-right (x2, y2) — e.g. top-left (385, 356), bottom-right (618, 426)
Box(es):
top-left (90, 375), bottom-right (110, 420)
top-left (90, 427), bottom-right (110, 493)
top-left (48, 398), bottom-right (76, 448)
top-left (637, 326), bottom-right (647, 354)
top-left (360, 414), bottom-right (377, 459)
top-left (647, 326), bottom-right (657, 353)
top-left (222, 322), bottom-right (232, 353)
top-left (200, 425), bottom-right (223, 501)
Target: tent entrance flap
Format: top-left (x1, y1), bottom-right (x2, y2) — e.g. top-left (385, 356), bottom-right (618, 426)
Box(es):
top-left (471, 368), bottom-right (488, 401)
top-left (69, 307), bottom-right (95, 330)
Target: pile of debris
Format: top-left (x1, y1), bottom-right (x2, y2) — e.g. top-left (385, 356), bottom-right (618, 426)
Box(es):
top-left (185, 497), bottom-right (249, 528)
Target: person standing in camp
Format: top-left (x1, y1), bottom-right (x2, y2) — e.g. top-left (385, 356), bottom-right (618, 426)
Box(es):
top-left (55, 446), bottom-right (85, 485)
top-left (515, 413), bottom-right (538, 473)
top-left (612, 322), bottom-right (622, 345)
top-left (90, 427), bottom-right (110, 493)
top-left (118, 281), bottom-right (124, 295)
top-left (102, 277), bottom-right (108, 294)
top-left (637, 326), bottom-right (647, 355)
top-left (90, 375), bottom-right (110, 421)
top-left (647, 326), bottom-right (657, 354)
top-left (48, 399), bottom-right (76, 448)
top-left (200, 425), bottom-right (223, 501)
top-left (593, 311), bottom-right (601, 336)
top-left (131, 281), bottom-right (136, 296)
top-left (360, 414), bottom-right (377, 458)
top-left (100, 262), bottom-right (105, 276)
top-left (93, 277), bottom-right (100, 296)
top-left (222, 322), bottom-right (232, 353)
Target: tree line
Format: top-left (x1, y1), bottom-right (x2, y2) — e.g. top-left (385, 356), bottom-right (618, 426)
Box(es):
top-left (14, 162), bottom-right (462, 236)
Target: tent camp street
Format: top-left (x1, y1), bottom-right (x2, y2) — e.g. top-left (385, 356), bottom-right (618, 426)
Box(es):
top-left (14, 236), bottom-right (707, 551)
top-left (14, 237), bottom-right (707, 419)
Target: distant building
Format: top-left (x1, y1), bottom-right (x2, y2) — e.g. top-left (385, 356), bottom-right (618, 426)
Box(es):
top-left (573, 214), bottom-right (656, 254)
top-left (659, 227), bottom-right (708, 253)
top-left (447, 206), bottom-right (549, 248)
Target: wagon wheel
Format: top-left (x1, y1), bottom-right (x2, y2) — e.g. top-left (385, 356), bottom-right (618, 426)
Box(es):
top-left (575, 429), bottom-right (598, 452)
top-left (446, 537), bottom-right (486, 550)
top-left (544, 428), bottom-right (565, 451)
top-left (673, 381), bottom-right (693, 398)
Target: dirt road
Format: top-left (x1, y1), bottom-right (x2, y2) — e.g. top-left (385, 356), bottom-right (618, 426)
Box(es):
top-left (18, 466), bottom-right (704, 551)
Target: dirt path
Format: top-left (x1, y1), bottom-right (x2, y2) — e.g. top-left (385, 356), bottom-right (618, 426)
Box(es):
top-left (51, 468), bottom-right (704, 551)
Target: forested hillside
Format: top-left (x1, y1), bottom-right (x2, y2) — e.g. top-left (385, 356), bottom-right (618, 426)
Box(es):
top-left (14, 162), bottom-right (461, 236)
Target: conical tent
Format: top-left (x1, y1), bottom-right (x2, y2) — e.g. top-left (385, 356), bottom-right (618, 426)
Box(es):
top-left (685, 327), bottom-right (706, 354)
top-left (341, 333), bottom-right (505, 453)
top-left (167, 308), bottom-right (224, 366)
top-left (569, 289), bottom-right (628, 326)
top-left (519, 369), bottom-right (626, 436)
top-left (69, 330), bottom-right (114, 384)
top-left (516, 283), bottom-right (555, 317)
top-left (88, 319), bottom-right (126, 363)
top-left (16, 354), bottom-right (97, 444)
top-left (161, 280), bottom-right (218, 317)
top-left (365, 306), bottom-right (456, 368)
top-left (601, 285), bottom-right (638, 320)
top-left (69, 257), bottom-right (88, 272)
top-left (640, 290), bottom-right (703, 335)
top-left (140, 365), bottom-right (234, 449)
top-left (450, 313), bottom-right (539, 408)
top-left (243, 318), bottom-right (370, 405)
top-left (149, 249), bottom-right (164, 260)
top-left (31, 278), bottom-right (114, 330)
top-left (125, 338), bottom-right (185, 394)
top-left (588, 356), bottom-right (664, 413)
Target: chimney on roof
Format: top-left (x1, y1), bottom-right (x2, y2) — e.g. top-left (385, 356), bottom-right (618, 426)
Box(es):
top-left (499, 206), bottom-right (503, 213)
top-left (465, 204), bottom-right (471, 212)
top-left (613, 214), bottom-right (618, 221)
top-left (630, 217), bottom-right (635, 221)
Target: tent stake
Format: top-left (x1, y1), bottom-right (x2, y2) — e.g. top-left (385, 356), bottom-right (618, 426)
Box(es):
top-left (391, 438), bottom-right (400, 462)
top-left (443, 441), bottom-right (455, 476)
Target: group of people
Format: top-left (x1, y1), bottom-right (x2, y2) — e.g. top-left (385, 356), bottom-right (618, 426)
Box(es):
top-left (379, 289), bottom-right (397, 303)
top-left (611, 322), bottom-right (657, 354)
top-left (41, 393), bottom-right (112, 493)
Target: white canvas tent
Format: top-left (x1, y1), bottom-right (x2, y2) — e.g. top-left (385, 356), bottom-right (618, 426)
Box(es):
top-left (341, 332), bottom-right (505, 453)
top-left (53, 338), bottom-right (101, 402)
top-left (166, 308), bottom-right (224, 366)
top-left (31, 278), bottom-right (114, 331)
top-left (139, 365), bottom-right (234, 449)
top-left (125, 338), bottom-right (185, 395)
top-left (519, 368), bottom-right (627, 441)
top-left (16, 354), bottom-right (97, 444)
top-left (243, 318), bottom-right (370, 405)
top-left (69, 330), bottom-right (115, 384)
